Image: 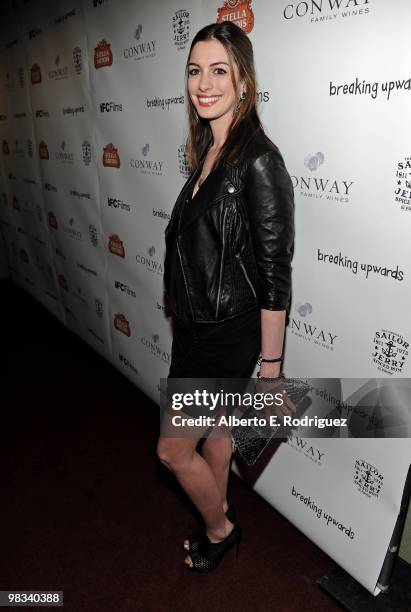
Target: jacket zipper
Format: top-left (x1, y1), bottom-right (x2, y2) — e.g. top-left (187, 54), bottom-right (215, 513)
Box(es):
top-left (176, 238), bottom-right (195, 320)
top-left (237, 256), bottom-right (257, 298)
top-left (216, 208), bottom-right (228, 318)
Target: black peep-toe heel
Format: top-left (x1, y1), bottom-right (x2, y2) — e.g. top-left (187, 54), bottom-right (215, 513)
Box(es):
top-left (185, 523), bottom-right (242, 573)
top-left (183, 504), bottom-right (236, 553)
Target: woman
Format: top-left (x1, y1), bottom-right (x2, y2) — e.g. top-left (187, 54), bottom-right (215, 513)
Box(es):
top-left (157, 21), bottom-right (295, 572)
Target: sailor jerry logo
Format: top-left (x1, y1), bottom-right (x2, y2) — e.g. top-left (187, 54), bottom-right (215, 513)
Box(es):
top-left (39, 141), bottom-right (49, 160)
top-left (354, 459), bottom-right (383, 499)
top-left (48, 212), bottom-right (58, 229)
top-left (217, 0), bottom-right (254, 33)
top-left (94, 39), bottom-right (113, 69)
top-left (31, 63), bottom-right (41, 84)
top-left (114, 313), bottom-right (131, 337)
top-left (372, 329), bottom-right (409, 375)
top-left (108, 234), bottom-right (125, 258)
top-left (103, 143), bottom-right (120, 168)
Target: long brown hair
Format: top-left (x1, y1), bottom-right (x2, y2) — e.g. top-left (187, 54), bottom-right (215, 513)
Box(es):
top-left (185, 21), bottom-right (264, 171)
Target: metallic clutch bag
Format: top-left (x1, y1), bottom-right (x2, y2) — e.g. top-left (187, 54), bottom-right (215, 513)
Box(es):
top-left (231, 377), bottom-right (311, 466)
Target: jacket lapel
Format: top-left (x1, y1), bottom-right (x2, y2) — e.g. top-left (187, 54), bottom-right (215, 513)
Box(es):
top-left (179, 160), bottom-right (242, 233)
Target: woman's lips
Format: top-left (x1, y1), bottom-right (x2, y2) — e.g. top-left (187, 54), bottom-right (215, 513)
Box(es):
top-left (197, 96), bottom-right (221, 107)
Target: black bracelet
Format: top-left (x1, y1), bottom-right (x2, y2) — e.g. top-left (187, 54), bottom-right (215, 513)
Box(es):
top-left (257, 354), bottom-right (283, 365)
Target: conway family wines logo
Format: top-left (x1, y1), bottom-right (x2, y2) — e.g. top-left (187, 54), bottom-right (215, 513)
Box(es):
top-left (172, 9), bottom-right (190, 50)
top-left (395, 157), bottom-right (411, 212)
top-left (290, 302), bottom-right (338, 352)
top-left (48, 54), bottom-right (68, 80)
top-left (108, 234), bottom-right (126, 258)
top-left (62, 217), bottom-right (82, 241)
top-left (94, 40), bottom-right (113, 68)
top-left (372, 329), bottom-right (409, 375)
top-left (136, 246), bottom-right (164, 275)
top-left (283, 0), bottom-right (370, 23)
top-left (55, 140), bottom-right (74, 164)
top-left (291, 152), bottom-right (354, 203)
top-left (114, 313), bottom-right (131, 337)
top-left (354, 458), bottom-right (383, 499)
top-left (286, 435), bottom-right (325, 466)
top-left (103, 143), bottom-right (120, 168)
top-left (13, 139), bottom-right (24, 158)
top-left (31, 63), bottom-right (42, 84)
top-left (123, 25), bottom-right (157, 61)
top-left (178, 144), bottom-right (191, 178)
top-left (130, 143), bottom-right (164, 176)
top-left (217, 1), bottom-right (254, 33)
top-left (140, 333), bottom-right (170, 364)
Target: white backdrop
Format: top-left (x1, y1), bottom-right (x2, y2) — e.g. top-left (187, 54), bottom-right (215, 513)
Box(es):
top-left (0, 0), bottom-right (410, 596)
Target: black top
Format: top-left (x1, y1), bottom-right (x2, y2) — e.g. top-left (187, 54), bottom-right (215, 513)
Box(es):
top-left (169, 166), bottom-right (200, 328)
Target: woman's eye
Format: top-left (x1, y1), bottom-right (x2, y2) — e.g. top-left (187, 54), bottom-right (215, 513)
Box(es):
top-left (187, 67), bottom-right (227, 76)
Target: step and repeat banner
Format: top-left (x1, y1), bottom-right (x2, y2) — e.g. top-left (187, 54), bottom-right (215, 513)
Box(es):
top-left (0, 0), bottom-right (410, 596)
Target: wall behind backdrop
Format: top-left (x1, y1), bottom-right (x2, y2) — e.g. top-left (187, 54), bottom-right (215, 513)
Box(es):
top-left (1, 0), bottom-right (410, 595)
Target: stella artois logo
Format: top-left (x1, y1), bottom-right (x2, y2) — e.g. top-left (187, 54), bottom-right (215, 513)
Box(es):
top-left (31, 63), bottom-right (42, 84)
top-left (114, 313), bottom-right (131, 337)
top-left (58, 274), bottom-right (68, 291)
top-left (108, 234), bottom-right (125, 258)
top-left (217, 0), bottom-right (254, 33)
top-left (2, 140), bottom-right (9, 155)
top-left (48, 211), bottom-right (58, 229)
top-left (39, 141), bottom-right (49, 160)
top-left (94, 39), bottom-right (113, 69)
top-left (103, 143), bottom-right (120, 168)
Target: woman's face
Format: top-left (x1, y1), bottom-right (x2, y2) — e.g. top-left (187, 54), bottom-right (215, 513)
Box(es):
top-left (187, 39), bottom-right (241, 123)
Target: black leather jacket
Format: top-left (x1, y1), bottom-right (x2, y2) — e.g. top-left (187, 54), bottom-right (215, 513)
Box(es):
top-left (164, 127), bottom-right (295, 324)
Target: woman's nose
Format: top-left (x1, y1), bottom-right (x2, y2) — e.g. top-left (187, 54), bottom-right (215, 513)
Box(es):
top-left (198, 71), bottom-right (213, 91)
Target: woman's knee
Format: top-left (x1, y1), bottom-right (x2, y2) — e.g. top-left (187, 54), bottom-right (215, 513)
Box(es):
top-left (156, 437), bottom-right (195, 471)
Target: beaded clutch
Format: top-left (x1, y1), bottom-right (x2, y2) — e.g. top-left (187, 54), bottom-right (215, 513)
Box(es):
top-left (231, 376), bottom-right (311, 466)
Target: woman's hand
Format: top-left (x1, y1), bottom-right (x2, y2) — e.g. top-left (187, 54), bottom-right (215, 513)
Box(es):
top-left (255, 373), bottom-right (296, 424)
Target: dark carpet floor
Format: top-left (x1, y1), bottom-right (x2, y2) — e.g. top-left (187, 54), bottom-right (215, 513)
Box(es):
top-left (0, 278), bottom-right (341, 611)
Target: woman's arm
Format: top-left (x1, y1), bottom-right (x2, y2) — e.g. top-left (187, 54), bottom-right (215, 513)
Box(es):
top-left (260, 309), bottom-right (286, 378)
top-left (243, 147), bottom-right (295, 376)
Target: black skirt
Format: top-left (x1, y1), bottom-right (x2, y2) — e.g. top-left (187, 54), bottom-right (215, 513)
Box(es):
top-left (167, 308), bottom-right (261, 417)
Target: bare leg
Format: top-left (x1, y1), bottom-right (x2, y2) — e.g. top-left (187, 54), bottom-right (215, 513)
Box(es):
top-left (157, 434), bottom-right (234, 567)
top-left (182, 436), bottom-right (233, 551)
top-left (201, 436), bottom-right (233, 510)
